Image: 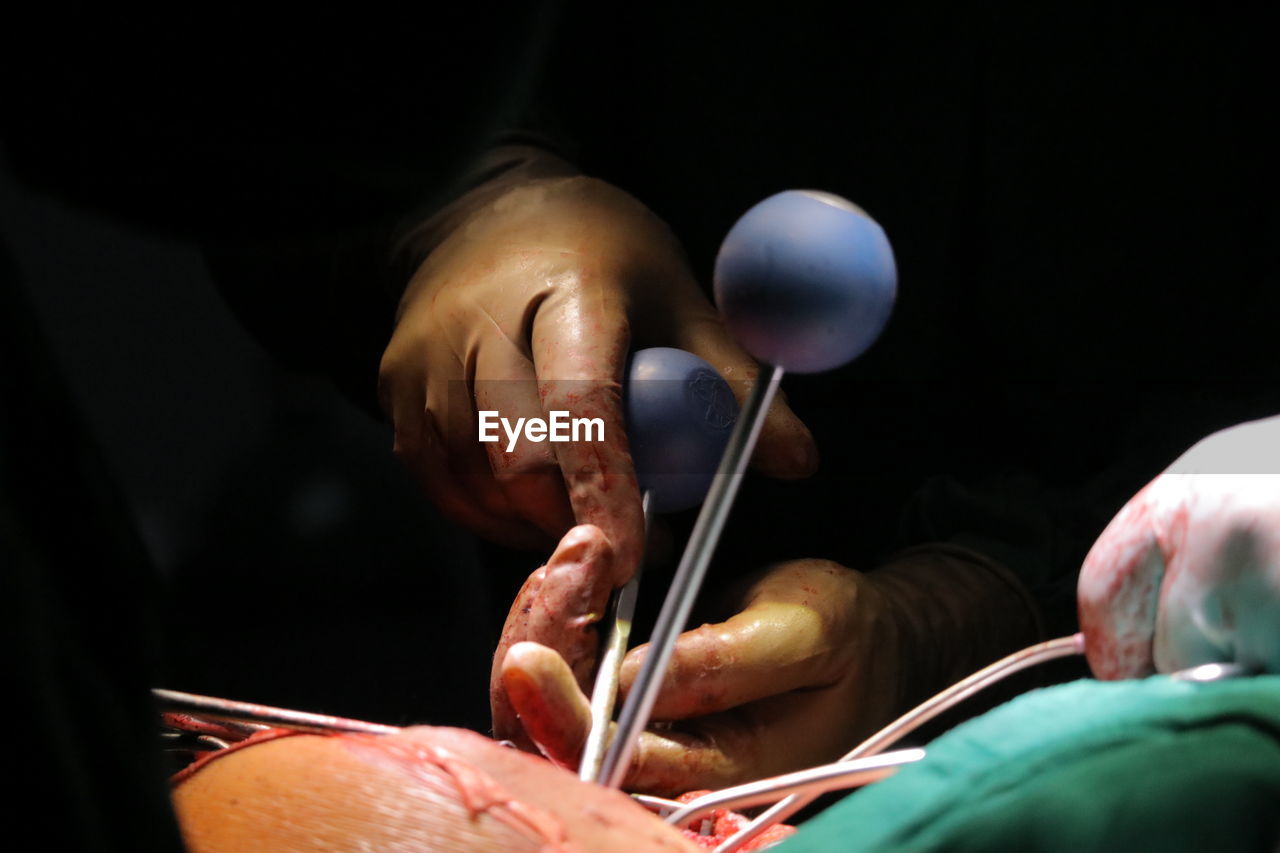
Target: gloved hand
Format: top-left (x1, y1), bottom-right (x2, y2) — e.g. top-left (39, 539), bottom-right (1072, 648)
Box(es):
top-left (495, 533), bottom-right (1040, 795)
top-left (490, 524), bottom-right (617, 752)
top-left (379, 170), bottom-right (816, 578)
top-left (1079, 415), bottom-right (1280, 679)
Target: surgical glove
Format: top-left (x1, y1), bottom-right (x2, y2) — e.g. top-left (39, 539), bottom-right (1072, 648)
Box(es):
top-left (380, 175), bottom-right (816, 579)
top-left (1079, 415), bottom-right (1280, 678)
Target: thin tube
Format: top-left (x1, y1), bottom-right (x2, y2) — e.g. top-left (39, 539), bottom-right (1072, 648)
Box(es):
top-left (632, 793), bottom-right (684, 816)
top-left (667, 748), bottom-right (924, 828)
top-left (714, 633), bottom-right (1086, 852)
top-left (599, 366), bottom-right (785, 789)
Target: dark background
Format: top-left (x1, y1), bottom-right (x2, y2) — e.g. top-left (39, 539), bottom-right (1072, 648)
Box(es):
top-left (1, 5), bottom-right (559, 736)
top-left (0, 162), bottom-right (496, 727)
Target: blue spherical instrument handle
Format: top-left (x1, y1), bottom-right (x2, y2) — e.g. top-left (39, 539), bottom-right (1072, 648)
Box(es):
top-left (624, 347), bottom-right (739, 513)
top-left (714, 190), bottom-right (897, 373)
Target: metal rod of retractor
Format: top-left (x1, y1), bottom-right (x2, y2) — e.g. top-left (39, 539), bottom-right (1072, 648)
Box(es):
top-left (599, 365), bottom-right (784, 789)
top-left (580, 493), bottom-right (653, 781)
top-left (153, 688), bottom-right (401, 736)
top-left (713, 633), bottom-right (1087, 852)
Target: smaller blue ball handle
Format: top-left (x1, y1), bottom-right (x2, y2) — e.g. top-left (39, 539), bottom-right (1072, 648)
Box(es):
top-left (624, 347), bottom-right (739, 513)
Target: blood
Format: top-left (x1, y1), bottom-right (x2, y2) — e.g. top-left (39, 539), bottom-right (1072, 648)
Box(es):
top-left (673, 791), bottom-right (796, 850)
top-left (170, 728), bottom-right (302, 786)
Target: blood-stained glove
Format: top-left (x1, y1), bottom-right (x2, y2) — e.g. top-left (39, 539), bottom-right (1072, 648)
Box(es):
top-left (493, 531), bottom-right (1041, 795)
top-left (1079, 415), bottom-right (1280, 679)
top-left (490, 525), bottom-right (616, 752)
top-left (379, 160), bottom-right (816, 579)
